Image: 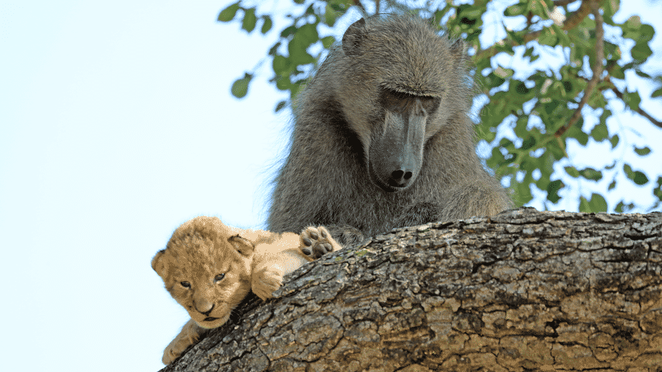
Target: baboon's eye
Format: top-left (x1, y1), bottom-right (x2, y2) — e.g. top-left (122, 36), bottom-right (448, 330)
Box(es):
top-left (180, 281), bottom-right (191, 289)
top-left (214, 274), bottom-right (225, 283)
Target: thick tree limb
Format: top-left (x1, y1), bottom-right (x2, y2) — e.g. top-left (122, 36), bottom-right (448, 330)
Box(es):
top-left (161, 208), bottom-right (662, 371)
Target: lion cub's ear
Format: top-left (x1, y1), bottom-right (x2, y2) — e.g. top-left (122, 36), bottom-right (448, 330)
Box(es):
top-left (152, 249), bottom-right (167, 277)
top-left (228, 235), bottom-right (254, 257)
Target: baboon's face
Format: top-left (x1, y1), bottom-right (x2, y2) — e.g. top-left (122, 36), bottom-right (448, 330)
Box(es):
top-left (339, 16), bottom-right (463, 193)
top-left (366, 88), bottom-right (441, 192)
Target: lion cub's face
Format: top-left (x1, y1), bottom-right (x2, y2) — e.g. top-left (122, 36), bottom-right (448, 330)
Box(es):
top-left (152, 217), bottom-right (255, 329)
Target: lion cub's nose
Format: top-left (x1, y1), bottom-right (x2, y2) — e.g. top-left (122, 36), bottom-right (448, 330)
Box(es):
top-left (194, 299), bottom-right (214, 315)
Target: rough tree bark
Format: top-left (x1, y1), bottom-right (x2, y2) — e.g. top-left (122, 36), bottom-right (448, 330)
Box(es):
top-left (160, 207), bottom-right (662, 371)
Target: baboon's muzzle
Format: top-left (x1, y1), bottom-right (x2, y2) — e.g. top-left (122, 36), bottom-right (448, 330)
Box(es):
top-left (368, 110), bottom-right (426, 192)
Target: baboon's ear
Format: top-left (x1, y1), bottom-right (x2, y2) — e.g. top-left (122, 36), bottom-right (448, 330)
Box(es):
top-left (342, 18), bottom-right (367, 56)
top-left (152, 249), bottom-right (167, 277)
top-left (449, 38), bottom-right (467, 66)
top-left (228, 235), bottom-right (255, 257)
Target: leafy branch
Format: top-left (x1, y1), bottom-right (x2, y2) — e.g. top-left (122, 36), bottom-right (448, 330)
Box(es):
top-left (216, 0), bottom-right (662, 213)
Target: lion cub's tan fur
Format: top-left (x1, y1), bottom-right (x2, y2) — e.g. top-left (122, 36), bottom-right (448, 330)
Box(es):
top-left (152, 216), bottom-right (340, 364)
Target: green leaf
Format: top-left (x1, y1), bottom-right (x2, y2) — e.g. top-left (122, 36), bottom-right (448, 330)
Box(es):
top-left (275, 100), bottom-right (287, 112)
top-left (515, 175), bottom-right (534, 205)
top-left (652, 87), bottom-right (662, 98)
top-left (268, 41), bottom-right (281, 56)
top-left (546, 180), bottom-right (563, 203)
top-left (579, 168), bottom-right (602, 181)
top-left (538, 27), bottom-right (559, 47)
top-left (272, 55), bottom-right (289, 75)
top-left (280, 26), bottom-right (296, 38)
top-left (242, 8), bottom-right (257, 33)
top-left (566, 123), bottom-right (589, 146)
top-left (504, 2), bottom-right (527, 16)
top-left (632, 171), bottom-right (649, 185)
top-left (218, 2), bottom-right (240, 22)
top-left (635, 70), bottom-right (651, 79)
top-left (610, 64), bottom-right (625, 79)
top-left (552, 24), bottom-right (571, 47)
top-left (631, 42), bottom-right (653, 61)
top-left (321, 36), bottom-right (335, 49)
top-left (231, 73), bottom-right (252, 98)
top-left (604, 0), bottom-right (620, 19)
top-left (565, 166), bottom-right (580, 178)
top-left (579, 193), bottom-right (608, 213)
top-left (275, 76), bottom-right (291, 91)
top-left (634, 146), bottom-right (651, 156)
top-left (288, 38), bottom-right (314, 65)
top-left (639, 24), bottom-right (656, 41)
top-left (261, 16), bottom-right (273, 34)
top-left (590, 121), bottom-right (609, 142)
top-left (615, 201), bottom-right (635, 213)
top-left (654, 177), bottom-right (662, 201)
top-left (297, 23), bottom-right (319, 45)
top-left (324, 4), bottom-right (338, 26)
top-left (609, 134), bottom-right (619, 148)
top-left (623, 164), bottom-right (649, 185)
top-left (608, 179), bottom-right (616, 191)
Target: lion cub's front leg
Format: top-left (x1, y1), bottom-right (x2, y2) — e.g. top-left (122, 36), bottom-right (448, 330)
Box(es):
top-left (162, 319), bottom-right (208, 365)
top-left (251, 226), bottom-right (341, 300)
top-left (299, 226), bottom-right (341, 259)
top-left (252, 263), bottom-right (286, 301)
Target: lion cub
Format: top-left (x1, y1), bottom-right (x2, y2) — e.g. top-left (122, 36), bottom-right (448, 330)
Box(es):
top-left (152, 216), bottom-right (340, 364)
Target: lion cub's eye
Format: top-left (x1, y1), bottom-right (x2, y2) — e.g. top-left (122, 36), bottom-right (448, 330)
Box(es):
top-left (214, 274), bottom-right (225, 283)
top-left (180, 281), bottom-right (191, 289)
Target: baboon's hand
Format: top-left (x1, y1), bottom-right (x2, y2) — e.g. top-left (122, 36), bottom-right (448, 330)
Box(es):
top-left (326, 225), bottom-right (366, 247)
top-left (299, 226), bottom-right (341, 259)
top-left (252, 265), bottom-right (285, 301)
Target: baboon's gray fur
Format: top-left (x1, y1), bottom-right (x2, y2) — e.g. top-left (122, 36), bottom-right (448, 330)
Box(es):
top-left (268, 15), bottom-right (511, 246)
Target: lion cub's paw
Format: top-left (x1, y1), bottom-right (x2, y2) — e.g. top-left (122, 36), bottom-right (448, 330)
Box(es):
top-left (252, 265), bottom-right (285, 301)
top-left (162, 320), bottom-right (205, 365)
top-left (300, 226), bottom-right (340, 259)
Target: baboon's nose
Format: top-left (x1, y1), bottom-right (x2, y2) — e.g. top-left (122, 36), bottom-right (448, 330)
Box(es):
top-left (390, 169), bottom-right (414, 186)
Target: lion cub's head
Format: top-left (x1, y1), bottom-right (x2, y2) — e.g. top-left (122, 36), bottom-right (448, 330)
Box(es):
top-left (152, 216), bottom-right (256, 329)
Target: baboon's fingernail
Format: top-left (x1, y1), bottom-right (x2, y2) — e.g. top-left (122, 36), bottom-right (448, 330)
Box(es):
top-left (321, 230), bottom-right (327, 238)
top-left (303, 238), bottom-right (312, 246)
top-left (310, 231), bottom-right (319, 240)
top-left (302, 248), bottom-right (311, 255)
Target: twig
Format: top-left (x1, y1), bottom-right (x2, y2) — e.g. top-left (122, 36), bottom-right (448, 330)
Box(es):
top-left (475, 0), bottom-right (593, 61)
top-left (561, 72), bottom-right (662, 130)
top-left (554, 0), bottom-right (604, 138)
top-left (609, 85), bottom-right (662, 129)
top-left (553, 0), bottom-right (577, 6)
top-left (352, 0), bottom-right (367, 15)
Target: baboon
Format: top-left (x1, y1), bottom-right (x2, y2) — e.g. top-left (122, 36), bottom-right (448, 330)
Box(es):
top-left (268, 15), bottom-right (512, 246)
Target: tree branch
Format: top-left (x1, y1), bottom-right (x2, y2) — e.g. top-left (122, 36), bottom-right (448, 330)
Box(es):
top-left (475, 0), bottom-right (593, 61)
top-left (352, 0), bottom-right (367, 15)
top-left (554, 0), bottom-right (604, 138)
top-left (609, 84), bottom-right (662, 129)
top-left (553, 0), bottom-right (577, 6)
top-left (161, 208), bottom-right (662, 371)
top-left (563, 70), bottom-right (662, 130)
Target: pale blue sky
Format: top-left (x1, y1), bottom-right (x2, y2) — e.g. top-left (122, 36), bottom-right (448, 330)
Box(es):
top-left (0, 1), bottom-right (660, 371)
